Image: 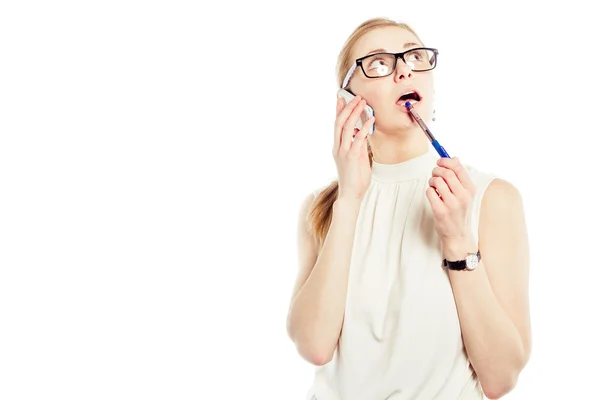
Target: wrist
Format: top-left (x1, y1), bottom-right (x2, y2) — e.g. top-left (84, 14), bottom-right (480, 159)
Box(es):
top-left (441, 236), bottom-right (477, 260)
top-left (333, 197), bottom-right (362, 216)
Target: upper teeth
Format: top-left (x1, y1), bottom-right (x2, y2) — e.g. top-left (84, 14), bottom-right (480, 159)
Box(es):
top-left (403, 91), bottom-right (415, 96)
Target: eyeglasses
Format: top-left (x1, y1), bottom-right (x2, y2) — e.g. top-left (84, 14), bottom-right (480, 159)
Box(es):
top-left (342, 47), bottom-right (439, 88)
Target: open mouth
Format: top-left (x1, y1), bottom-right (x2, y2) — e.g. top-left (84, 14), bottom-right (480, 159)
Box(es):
top-left (397, 90), bottom-right (422, 105)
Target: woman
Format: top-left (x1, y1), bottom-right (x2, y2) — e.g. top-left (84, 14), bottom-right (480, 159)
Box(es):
top-left (286, 17), bottom-right (531, 400)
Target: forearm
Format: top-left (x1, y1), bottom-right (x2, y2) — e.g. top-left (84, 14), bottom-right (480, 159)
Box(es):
top-left (288, 197), bottom-right (361, 365)
top-left (444, 239), bottom-right (526, 398)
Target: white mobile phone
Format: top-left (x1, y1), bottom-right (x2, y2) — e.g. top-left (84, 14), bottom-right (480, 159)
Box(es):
top-left (337, 88), bottom-right (375, 135)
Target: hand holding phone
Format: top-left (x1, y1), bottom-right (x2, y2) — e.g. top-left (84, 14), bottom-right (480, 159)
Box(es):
top-left (337, 89), bottom-right (375, 135)
top-left (333, 92), bottom-right (374, 202)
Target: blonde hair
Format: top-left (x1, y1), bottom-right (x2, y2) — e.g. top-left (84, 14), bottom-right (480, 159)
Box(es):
top-left (308, 17), bottom-right (425, 248)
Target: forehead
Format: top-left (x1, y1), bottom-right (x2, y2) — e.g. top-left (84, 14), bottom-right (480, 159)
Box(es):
top-left (351, 26), bottom-right (421, 60)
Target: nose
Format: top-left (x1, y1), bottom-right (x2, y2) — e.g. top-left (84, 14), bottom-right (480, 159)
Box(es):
top-left (393, 57), bottom-right (413, 82)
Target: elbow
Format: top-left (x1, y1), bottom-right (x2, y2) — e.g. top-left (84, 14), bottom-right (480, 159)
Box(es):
top-left (481, 371), bottom-right (519, 399)
top-left (287, 322), bottom-right (335, 366)
top-left (480, 342), bottom-right (530, 399)
top-left (303, 348), bottom-right (334, 366)
top-left (286, 310), bottom-right (338, 366)
top-left (291, 334), bottom-right (335, 366)
top-left (482, 382), bottom-right (515, 400)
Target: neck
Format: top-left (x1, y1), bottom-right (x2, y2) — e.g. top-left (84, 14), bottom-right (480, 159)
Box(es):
top-left (369, 128), bottom-right (430, 164)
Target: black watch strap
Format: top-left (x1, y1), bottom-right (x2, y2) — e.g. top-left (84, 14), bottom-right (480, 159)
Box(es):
top-left (443, 250), bottom-right (481, 270)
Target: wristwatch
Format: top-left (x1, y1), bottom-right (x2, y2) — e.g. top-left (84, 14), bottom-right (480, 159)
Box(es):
top-left (443, 250), bottom-right (481, 271)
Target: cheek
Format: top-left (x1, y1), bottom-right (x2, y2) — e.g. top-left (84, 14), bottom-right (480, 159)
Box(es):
top-left (421, 82), bottom-right (435, 104)
top-left (362, 89), bottom-right (382, 109)
top-left (363, 87), bottom-right (394, 111)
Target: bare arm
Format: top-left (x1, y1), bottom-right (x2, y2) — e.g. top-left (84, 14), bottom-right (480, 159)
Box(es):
top-left (443, 179), bottom-right (531, 399)
top-left (286, 193), bottom-right (361, 366)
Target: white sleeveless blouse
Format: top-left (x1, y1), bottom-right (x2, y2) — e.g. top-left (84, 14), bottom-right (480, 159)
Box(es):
top-left (306, 148), bottom-right (497, 400)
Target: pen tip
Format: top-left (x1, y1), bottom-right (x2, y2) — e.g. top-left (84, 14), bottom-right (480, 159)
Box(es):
top-left (404, 101), bottom-right (412, 109)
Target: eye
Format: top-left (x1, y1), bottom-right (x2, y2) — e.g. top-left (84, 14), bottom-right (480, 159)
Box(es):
top-left (367, 57), bottom-right (389, 69)
top-left (406, 51), bottom-right (424, 62)
top-left (367, 57), bottom-right (392, 75)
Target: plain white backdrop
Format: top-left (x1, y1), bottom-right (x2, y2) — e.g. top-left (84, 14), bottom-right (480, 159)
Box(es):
top-left (1, 0), bottom-right (599, 399)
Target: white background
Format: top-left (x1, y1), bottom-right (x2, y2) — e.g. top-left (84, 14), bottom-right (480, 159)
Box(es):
top-left (1, 1), bottom-right (599, 399)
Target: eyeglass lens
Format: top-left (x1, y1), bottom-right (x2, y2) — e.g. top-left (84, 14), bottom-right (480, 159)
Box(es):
top-left (361, 49), bottom-right (436, 77)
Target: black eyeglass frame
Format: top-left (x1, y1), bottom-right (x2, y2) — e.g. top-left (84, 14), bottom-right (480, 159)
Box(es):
top-left (354, 47), bottom-right (439, 79)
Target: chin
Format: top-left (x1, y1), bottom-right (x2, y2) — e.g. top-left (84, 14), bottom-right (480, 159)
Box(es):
top-left (376, 122), bottom-right (414, 135)
top-left (391, 116), bottom-right (422, 133)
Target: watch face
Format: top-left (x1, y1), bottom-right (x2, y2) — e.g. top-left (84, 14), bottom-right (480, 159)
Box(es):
top-left (466, 253), bottom-right (478, 270)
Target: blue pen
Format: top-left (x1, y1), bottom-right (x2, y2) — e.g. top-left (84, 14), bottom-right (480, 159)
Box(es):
top-left (404, 101), bottom-right (450, 158)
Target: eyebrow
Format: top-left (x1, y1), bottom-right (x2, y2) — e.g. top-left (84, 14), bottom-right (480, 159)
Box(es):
top-left (365, 42), bottom-right (422, 55)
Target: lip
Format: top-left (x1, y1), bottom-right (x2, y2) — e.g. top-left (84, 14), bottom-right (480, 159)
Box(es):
top-left (395, 98), bottom-right (422, 113)
top-left (395, 88), bottom-right (423, 113)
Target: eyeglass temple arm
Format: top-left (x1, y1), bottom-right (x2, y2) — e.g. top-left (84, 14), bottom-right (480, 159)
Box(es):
top-left (341, 63), bottom-right (358, 89)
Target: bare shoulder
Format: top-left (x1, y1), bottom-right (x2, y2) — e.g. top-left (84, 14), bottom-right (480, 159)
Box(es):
top-left (480, 178), bottom-right (524, 224)
top-left (482, 178), bottom-right (523, 209)
top-left (297, 189), bottom-right (319, 260)
top-left (298, 190), bottom-right (317, 219)
top-left (479, 177), bottom-right (527, 248)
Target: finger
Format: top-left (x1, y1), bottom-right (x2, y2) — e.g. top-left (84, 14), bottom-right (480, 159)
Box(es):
top-left (333, 96), bottom-right (362, 154)
top-left (432, 166), bottom-right (462, 194)
top-left (429, 176), bottom-right (454, 203)
top-left (340, 100), bottom-right (366, 153)
top-left (426, 186), bottom-right (445, 214)
top-left (333, 98), bottom-right (344, 154)
top-left (336, 97), bottom-right (345, 117)
top-left (350, 117), bottom-right (375, 157)
top-left (437, 157), bottom-right (475, 193)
